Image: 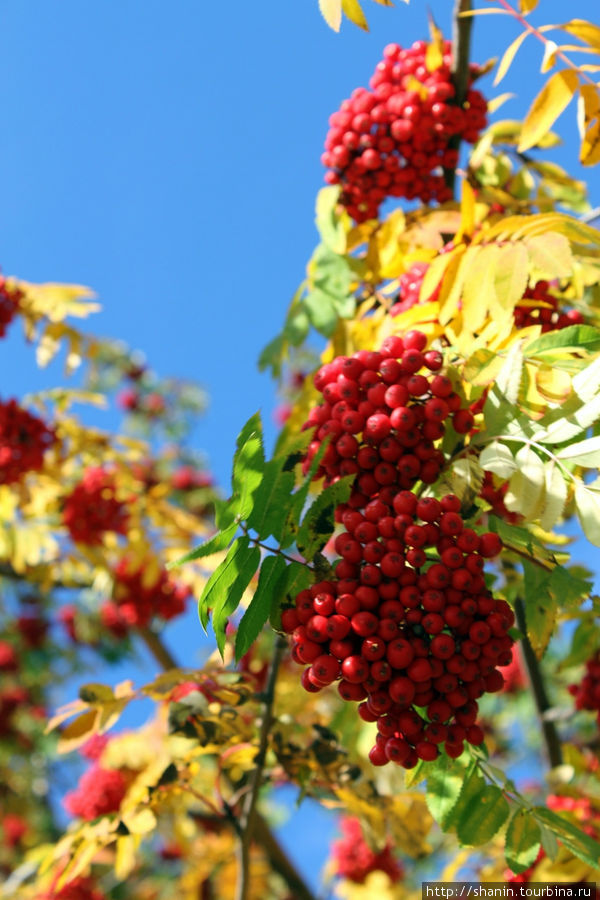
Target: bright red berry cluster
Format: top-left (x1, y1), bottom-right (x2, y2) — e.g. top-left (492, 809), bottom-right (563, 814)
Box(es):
top-left (303, 331), bottom-right (474, 501)
top-left (322, 40), bottom-right (487, 222)
top-left (62, 467), bottom-right (129, 545)
top-left (331, 817), bottom-right (403, 884)
top-left (42, 876), bottom-right (106, 900)
top-left (100, 558), bottom-right (190, 631)
top-left (171, 465), bottom-right (213, 492)
top-left (64, 764), bottom-right (126, 821)
top-left (568, 650), bottom-right (600, 726)
top-left (0, 277), bottom-right (22, 338)
top-left (1, 813), bottom-right (27, 848)
top-left (282, 334), bottom-right (513, 766)
top-left (514, 281), bottom-right (584, 332)
top-left (0, 399), bottom-right (55, 485)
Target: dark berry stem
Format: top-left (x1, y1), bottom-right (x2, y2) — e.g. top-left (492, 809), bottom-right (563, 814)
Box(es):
top-left (513, 597), bottom-right (563, 769)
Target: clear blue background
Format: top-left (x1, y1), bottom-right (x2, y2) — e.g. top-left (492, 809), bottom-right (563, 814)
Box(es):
top-left (1, 0), bottom-right (599, 891)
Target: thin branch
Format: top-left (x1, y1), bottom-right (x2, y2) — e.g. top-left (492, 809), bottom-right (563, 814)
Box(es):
top-left (514, 597), bottom-right (563, 769)
top-left (444, 0), bottom-right (474, 196)
top-left (139, 626), bottom-right (178, 669)
top-left (235, 634), bottom-right (287, 900)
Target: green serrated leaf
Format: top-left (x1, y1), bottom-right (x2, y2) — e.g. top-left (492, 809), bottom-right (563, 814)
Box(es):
top-left (505, 809), bottom-right (542, 874)
top-left (533, 807), bottom-right (600, 869)
top-left (456, 785), bottom-right (510, 846)
top-left (523, 558), bottom-right (555, 658)
top-left (557, 435), bottom-right (600, 467)
top-left (232, 417), bottom-right (265, 520)
top-left (561, 619), bottom-right (600, 668)
top-left (315, 186), bottom-right (346, 254)
top-left (199, 537), bottom-right (260, 654)
top-left (303, 287), bottom-right (338, 336)
top-left (426, 755), bottom-right (471, 829)
top-left (235, 555), bottom-right (287, 661)
top-left (246, 457), bottom-right (296, 542)
top-left (167, 523), bottom-right (238, 569)
top-left (524, 324), bottom-right (600, 357)
top-left (444, 763), bottom-right (487, 832)
top-left (281, 437), bottom-right (333, 549)
top-left (296, 476), bottom-right (354, 560)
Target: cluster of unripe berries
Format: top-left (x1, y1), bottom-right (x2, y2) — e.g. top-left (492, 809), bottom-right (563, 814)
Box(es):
top-left (569, 650), bottom-right (600, 726)
top-left (322, 40), bottom-right (487, 222)
top-left (62, 467), bottom-right (129, 545)
top-left (100, 557), bottom-right (190, 632)
top-left (0, 277), bottom-right (22, 339)
top-left (0, 399), bottom-right (54, 485)
top-left (331, 817), bottom-right (403, 885)
top-left (303, 331), bottom-right (474, 501)
top-left (282, 334), bottom-right (513, 766)
top-left (514, 281), bottom-right (584, 332)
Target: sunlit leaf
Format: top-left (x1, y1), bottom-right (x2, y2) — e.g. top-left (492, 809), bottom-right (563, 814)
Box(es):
top-left (518, 70), bottom-right (579, 153)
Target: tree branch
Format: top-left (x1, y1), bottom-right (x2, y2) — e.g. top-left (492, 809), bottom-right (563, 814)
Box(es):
top-left (443, 0), bottom-right (474, 196)
top-left (514, 597), bottom-right (563, 769)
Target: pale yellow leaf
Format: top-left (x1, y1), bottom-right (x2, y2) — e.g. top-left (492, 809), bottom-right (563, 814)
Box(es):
top-left (558, 19), bottom-right (600, 51)
top-left (535, 365), bottom-right (572, 403)
top-left (419, 251), bottom-right (455, 302)
top-left (341, 0), bottom-right (368, 30)
top-left (493, 243), bottom-right (529, 314)
top-left (518, 69), bottom-right (579, 153)
top-left (494, 30), bottom-right (529, 86)
top-left (575, 479), bottom-right (600, 546)
top-left (458, 180), bottom-right (476, 240)
top-left (462, 245), bottom-right (498, 334)
top-left (526, 232), bottom-right (573, 279)
top-left (487, 93), bottom-right (515, 114)
top-left (115, 835), bottom-right (139, 879)
top-left (504, 445), bottom-right (546, 520)
top-left (319, 0), bottom-right (342, 31)
top-left (438, 248), bottom-right (469, 326)
top-left (122, 809), bottom-right (157, 835)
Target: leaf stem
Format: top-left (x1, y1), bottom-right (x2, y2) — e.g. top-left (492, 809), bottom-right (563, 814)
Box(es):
top-left (239, 524), bottom-right (314, 569)
top-left (513, 596), bottom-right (564, 769)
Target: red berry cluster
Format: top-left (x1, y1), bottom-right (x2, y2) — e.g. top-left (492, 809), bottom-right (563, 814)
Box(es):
top-left (283, 494), bottom-right (511, 766)
top-left (0, 277), bottom-right (22, 338)
top-left (500, 644), bottom-right (526, 694)
top-left (64, 764), bottom-right (126, 821)
top-left (62, 467), bottom-right (129, 545)
top-left (0, 399), bottom-right (55, 485)
top-left (0, 641), bottom-right (18, 672)
top-left (514, 281), bottom-right (584, 332)
top-left (391, 261), bottom-right (442, 317)
top-left (322, 40), bottom-right (487, 222)
top-left (42, 876), bottom-right (106, 900)
top-left (331, 817), bottom-right (403, 885)
top-left (171, 465), bottom-right (213, 492)
top-left (100, 557), bottom-right (190, 631)
top-left (568, 650), bottom-right (600, 726)
top-left (1, 813), bottom-right (27, 849)
top-left (480, 472), bottom-right (521, 525)
top-left (303, 331), bottom-right (475, 501)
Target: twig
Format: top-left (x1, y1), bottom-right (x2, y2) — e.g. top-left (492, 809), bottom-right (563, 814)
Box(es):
top-left (139, 626), bottom-right (178, 669)
top-left (235, 634), bottom-right (287, 900)
top-left (514, 597), bottom-right (563, 769)
top-left (443, 0), bottom-right (474, 195)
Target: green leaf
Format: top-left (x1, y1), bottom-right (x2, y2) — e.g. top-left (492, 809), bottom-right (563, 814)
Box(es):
top-left (296, 476), bottom-right (354, 560)
top-left (524, 324), bottom-right (600, 357)
top-left (479, 442), bottom-right (517, 479)
top-left (444, 764), bottom-right (488, 832)
top-left (426, 755), bottom-right (471, 829)
top-left (303, 288), bottom-right (338, 336)
top-left (456, 785), bottom-right (510, 847)
top-left (505, 809), bottom-right (542, 874)
top-left (281, 437), bottom-right (333, 549)
top-left (574, 479), bottom-right (600, 546)
top-left (533, 807), bottom-right (600, 869)
top-left (315, 186), bottom-right (346, 254)
top-left (283, 306), bottom-right (310, 346)
top-left (232, 413), bottom-right (265, 516)
top-left (258, 333), bottom-right (286, 377)
top-left (539, 391), bottom-right (600, 444)
top-left (562, 619), bottom-right (600, 668)
top-left (495, 340), bottom-right (524, 405)
top-left (270, 561), bottom-right (312, 630)
top-left (246, 456), bottom-right (296, 542)
top-left (522, 559), bottom-right (555, 657)
top-left (235, 555), bottom-right (287, 661)
top-left (167, 522), bottom-right (238, 569)
top-left (198, 537), bottom-right (260, 653)
top-left (504, 445), bottom-right (546, 521)
top-left (557, 435), bottom-right (600, 467)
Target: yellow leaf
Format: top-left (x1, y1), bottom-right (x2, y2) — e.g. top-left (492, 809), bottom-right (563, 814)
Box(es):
top-left (535, 365), bottom-right (572, 403)
top-left (494, 30), bottom-right (529, 86)
top-left (526, 232), bottom-right (573, 279)
top-left (462, 246), bottom-right (498, 333)
top-left (558, 19), bottom-right (600, 51)
top-left (577, 84), bottom-right (600, 138)
top-left (519, 0), bottom-right (539, 12)
top-left (518, 69), bottom-right (580, 153)
top-left (487, 92), bottom-right (515, 114)
top-left (115, 834), bottom-right (139, 879)
top-left (438, 248), bottom-right (469, 327)
top-left (493, 243), bottom-right (529, 314)
top-left (541, 40), bottom-right (559, 74)
top-left (581, 119), bottom-right (600, 166)
top-left (341, 0), bottom-right (368, 30)
top-left (57, 708), bottom-right (100, 753)
top-left (122, 809), bottom-right (157, 835)
top-left (504, 445), bottom-right (546, 521)
top-left (458, 180), bottom-right (476, 240)
top-left (319, 0), bottom-right (342, 31)
top-left (419, 251), bottom-right (455, 302)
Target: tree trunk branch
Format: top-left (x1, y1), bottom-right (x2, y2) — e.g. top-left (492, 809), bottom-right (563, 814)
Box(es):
top-left (443, 0), bottom-right (474, 196)
top-left (514, 597), bottom-right (563, 769)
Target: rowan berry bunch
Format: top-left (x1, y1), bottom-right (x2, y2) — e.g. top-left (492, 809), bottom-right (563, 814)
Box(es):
top-left (391, 261), bottom-right (442, 316)
top-left (63, 763), bottom-right (127, 821)
top-left (303, 330), bottom-right (474, 503)
top-left (1, 813), bottom-right (27, 849)
top-left (282, 491), bottom-right (511, 766)
top-left (0, 399), bottom-right (55, 485)
top-left (100, 557), bottom-right (190, 631)
top-left (0, 277), bottom-right (22, 338)
top-left (480, 472), bottom-right (521, 525)
top-left (322, 39), bottom-right (487, 222)
top-left (514, 281), bottom-right (584, 332)
top-left (331, 817), bottom-right (403, 884)
top-left (62, 467), bottom-right (130, 545)
top-left (568, 650), bottom-right (600, 726)
top-left (41, 876), bottom-right (106, 900)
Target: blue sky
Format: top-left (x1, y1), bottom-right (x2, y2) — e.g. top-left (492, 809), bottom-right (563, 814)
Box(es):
top-left (2, 0), bottom-right (599, 890)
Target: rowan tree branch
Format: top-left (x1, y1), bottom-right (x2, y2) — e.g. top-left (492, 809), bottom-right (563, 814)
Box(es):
top-left (514, 597), bottom-right (563, 769)
top-left (443, 0), bottom-right (474, 196)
